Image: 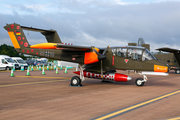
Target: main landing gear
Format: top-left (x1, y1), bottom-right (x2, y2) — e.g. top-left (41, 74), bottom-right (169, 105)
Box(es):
top-left (70, 76), bottom-right (82, 86)
top-left (70, 65), bottom-right (84, 87)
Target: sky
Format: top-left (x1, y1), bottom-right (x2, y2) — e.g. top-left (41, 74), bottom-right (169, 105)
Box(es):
top-left (0, 0), bottom-right (180, 52)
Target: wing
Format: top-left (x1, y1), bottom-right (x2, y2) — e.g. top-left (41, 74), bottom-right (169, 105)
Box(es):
top-left (156, 48), bottom-right (180, 53)
top-left (156, 47), bottom-right (180, 66)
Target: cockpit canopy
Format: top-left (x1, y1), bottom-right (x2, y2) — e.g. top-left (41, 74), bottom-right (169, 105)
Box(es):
top-left (112, 47), bottom-right (156, 61)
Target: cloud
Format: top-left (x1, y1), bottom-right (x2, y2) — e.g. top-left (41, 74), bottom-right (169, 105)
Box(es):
top-left (62, 31), bottom-right (128, 47)
top-left (154, 0), bottom-right (180, 3)
top-left (114, 0), bottom-right (139, 5)
top-left (0, 0), bottom-right (180, 52)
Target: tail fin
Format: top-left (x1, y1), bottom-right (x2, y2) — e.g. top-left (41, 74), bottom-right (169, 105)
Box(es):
top-left (4, 23), bottom-right (30, 49)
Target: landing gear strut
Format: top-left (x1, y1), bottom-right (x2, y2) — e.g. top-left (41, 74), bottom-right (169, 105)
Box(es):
top-left (136, 73), bottom-right (148, 86)
top-left (70, 65), bottom-right (84, 87)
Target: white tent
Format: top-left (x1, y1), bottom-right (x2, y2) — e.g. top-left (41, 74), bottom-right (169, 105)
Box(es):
top-left (58, 61), bottom-right (78, 68)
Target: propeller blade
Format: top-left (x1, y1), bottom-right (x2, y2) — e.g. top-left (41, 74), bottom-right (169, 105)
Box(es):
top-left (93, 48), bottom-right (106, 60)
top-left (93, 48), bottom-right (100, 56)
top-left (102, 46), bottom-right (108, 55)
top-left (92, 47), bottom-right (107, 78)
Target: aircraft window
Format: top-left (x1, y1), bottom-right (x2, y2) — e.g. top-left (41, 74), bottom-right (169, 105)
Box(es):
top-left (142, 49), bottom-right (154, 61)
top-left (127, 48), bottom-right (142, 60)
top-left (117, 48), bottom-right (127, 57)
top-left (112, 48), bottom-right (116, 56)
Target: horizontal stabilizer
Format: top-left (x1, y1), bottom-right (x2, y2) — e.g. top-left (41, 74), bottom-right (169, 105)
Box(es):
top-left (21, 25), bottom-right (62, 43)
top-left (21, 26), bottom-right (55, 33)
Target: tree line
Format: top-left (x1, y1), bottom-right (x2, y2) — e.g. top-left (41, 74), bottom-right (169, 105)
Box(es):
top-left (0, 44), bottom-right (26, 59)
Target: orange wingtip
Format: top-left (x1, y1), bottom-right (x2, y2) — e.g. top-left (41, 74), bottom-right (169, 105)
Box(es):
top-left (30, 43), bottom-right (57, 49)
top-left (154, 65), bottom-right (168, 72)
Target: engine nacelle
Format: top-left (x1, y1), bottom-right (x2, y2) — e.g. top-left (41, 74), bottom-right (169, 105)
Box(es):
top-left (73, 71), bottom-right (132, 82)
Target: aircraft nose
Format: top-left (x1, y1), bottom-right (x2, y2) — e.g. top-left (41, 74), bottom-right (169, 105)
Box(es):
top-left (154, 65), bottom-right (168, 72)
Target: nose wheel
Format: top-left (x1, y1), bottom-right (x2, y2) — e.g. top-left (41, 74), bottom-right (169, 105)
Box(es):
top-left (135, 78), bottom-right (145, 86)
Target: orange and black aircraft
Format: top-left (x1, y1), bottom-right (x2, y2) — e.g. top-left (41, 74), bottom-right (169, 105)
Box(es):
top-left (4, 23), bottom-right (169, 86)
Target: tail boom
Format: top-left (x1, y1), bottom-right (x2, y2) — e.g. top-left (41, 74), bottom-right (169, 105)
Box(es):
top-left (4, 23), bottom-right (101, 65)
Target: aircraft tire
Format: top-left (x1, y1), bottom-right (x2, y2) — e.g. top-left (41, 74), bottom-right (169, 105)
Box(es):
top-left (71, 76), bottom-right (81, 86)
top-left (135, 78), bottom-right (144, 86)
top-left (175, 69), bottom-right (180, 74)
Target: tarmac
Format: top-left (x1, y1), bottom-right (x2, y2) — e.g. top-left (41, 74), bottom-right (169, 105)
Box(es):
top-left (0, 69), bottom-right (180, 120)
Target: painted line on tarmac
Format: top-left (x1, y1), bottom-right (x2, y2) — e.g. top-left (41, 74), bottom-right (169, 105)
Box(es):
top-left (0, 79), bottom-right (70, 88)
top-left (167, 117), bottom-right (180, 120)
top-left (15, 76), bottom-right (71, 79)
top-left (92, 89), bottom-right (180, 120)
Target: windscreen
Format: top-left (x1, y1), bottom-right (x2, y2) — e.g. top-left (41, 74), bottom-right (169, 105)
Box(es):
top-left (5, 58), bottom-right (16, 63)
top-left (127, 48), bottom-right (142, 60)
top-left (142, 49), bottom-right (156, 61)
top-left (17, 59), bottom-right (26, 64)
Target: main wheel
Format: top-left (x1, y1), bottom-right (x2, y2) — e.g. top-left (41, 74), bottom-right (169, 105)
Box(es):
top-left (135, 78), bottom-right (145, 86)
top-left (175, 69), bottom-right (180, 74)
top-left (71, 76), bottom-right (81, 86)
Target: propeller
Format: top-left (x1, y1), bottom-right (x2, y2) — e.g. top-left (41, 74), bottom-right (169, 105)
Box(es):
top-left (93, 46), bottom-right (109, 78)
top-left (93, 48), bottom-right (106, 61)
top-left (102, 47), bottom-right (108, 55)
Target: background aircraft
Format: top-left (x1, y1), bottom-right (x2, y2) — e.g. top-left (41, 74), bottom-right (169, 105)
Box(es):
top-left (4, 23), bottom-right (168, 86)
top-left (128, 38), bottom-right (180, 74)
top-left (155, 48), bottom-right (180, 74)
